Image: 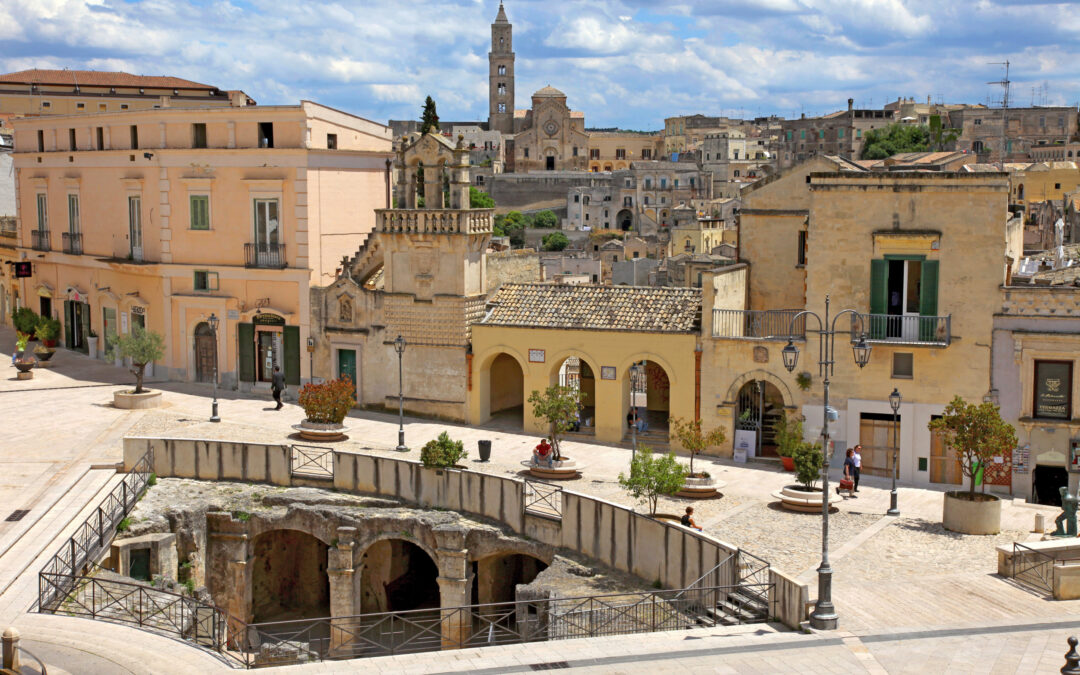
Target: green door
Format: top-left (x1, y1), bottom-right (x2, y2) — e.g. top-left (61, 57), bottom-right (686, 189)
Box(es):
top-left (338, 349), bottom-right (357, 398)
top-left (238, 323), bottom-right (255, 383)
top-left (283, 325), bottom-right (300, 386)
top-left (129, 548), bottom-right (150, 581)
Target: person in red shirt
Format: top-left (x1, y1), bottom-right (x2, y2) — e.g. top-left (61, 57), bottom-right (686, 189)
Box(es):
top-left (533, 438), bottom-right (553, 468)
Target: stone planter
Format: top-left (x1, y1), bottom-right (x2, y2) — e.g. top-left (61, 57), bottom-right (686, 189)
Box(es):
top-left (943, 491), bottom-right (1001, 535)
top-left (113, 389), bottom-right (163, 409)
top-left (522, 456), bottom-right (580, 480)
top-left (772, 485), bottom-right (826, 513)
top-left (676, 475), bottom-right (725, 499)
top-left (34, 348), bottom-right (56, 362)
top-left (292, 420), bottom-right (348, 442)
top-left (652, 513), bottom-right (684, 525)
top-left (13, 358), bottom-right (36, 373)
top-left (88, 336), bottom-right (99, 360)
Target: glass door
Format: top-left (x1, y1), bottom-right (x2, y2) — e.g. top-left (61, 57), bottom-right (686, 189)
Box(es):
top-left (253, 199), bottom-right (280, 266)
top-left (128, 196), bottom-right (143, 261)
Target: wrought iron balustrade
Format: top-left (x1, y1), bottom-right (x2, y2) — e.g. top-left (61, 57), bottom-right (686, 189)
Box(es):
top-left (31, 229), bottom-right (51, 251)
top-left (854, 313), bottom-right (951, 346)
top-left (62, 231), bottom-right (83, 255)
top-left (712, 309), bottom-right (806, 340)
top-left (245, 242), bottom-right (286, 268)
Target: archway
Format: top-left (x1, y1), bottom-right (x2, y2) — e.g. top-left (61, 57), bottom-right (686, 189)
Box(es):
top-left (489, 352), bottom-right (525, 428)
top-left (194, 322), bottom-right (216, 384)
top-left (552, 355), bottom-right (596, 435)
top-left (625, 360), bottom-right (671, 440)
top-left (471, 553), bottom-right (548, 606)
top-left (359, 539), bottom-right (441, 613)
top-left (617, 209), bottom-right (633, 232)
top-left (735, 380), bottom-right (786, 458)
top-left (251, 529), bottom-right (330, 623)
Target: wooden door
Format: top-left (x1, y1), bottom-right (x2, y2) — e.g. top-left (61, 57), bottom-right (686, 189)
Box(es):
top-left (858, 415), bottom-right (897, 478)
top-left (194, 323), bottom-right (216, 384)
top-left (929, 429), bottom-right (963, 485)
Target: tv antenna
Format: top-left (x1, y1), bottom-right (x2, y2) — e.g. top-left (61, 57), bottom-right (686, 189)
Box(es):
top-left (987, 61), bottom-right (1010, 166)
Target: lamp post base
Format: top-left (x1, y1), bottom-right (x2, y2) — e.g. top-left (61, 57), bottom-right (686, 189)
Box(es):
top-left (210, 400), bottom-right (220, 423)
top-left (809, 611), bottom-right (839, 630)
top-left (395, 428), bottom-right (407, 452)
top-left (887, 490), bottom-right (899, 516)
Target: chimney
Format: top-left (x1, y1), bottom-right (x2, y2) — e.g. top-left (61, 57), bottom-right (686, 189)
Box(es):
top-left (848, 98), bottom-right (854, 112)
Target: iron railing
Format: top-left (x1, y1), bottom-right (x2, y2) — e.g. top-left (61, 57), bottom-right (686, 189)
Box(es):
top-left (38, 449), bottom-right (155, 611)
top-left (1012, 542), bottom-right (1055, 595)
top-left (712, 309), bottom-right (806, 340)
top-left (245, 243), bottom-right (286, 269)
top-left (854, 313), bottom-right (951, 346)
top-left (290, 444), bottom-right (334, 479)
top-left (31, 229), bottom-right (50, 251)
top-left (523, 479), bottom-right (563, 519)
top-left (62, 231), bottom-right (83, 255)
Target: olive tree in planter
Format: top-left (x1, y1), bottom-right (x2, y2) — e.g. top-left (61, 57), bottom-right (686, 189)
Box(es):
top-left (669, 416), bottom-right (725, 498)
top-left (527, 385), bottom-right (580, 462)
top-left (618, 446), bottom-right (687, 517)
top-left (109, 327), bottom-right (166, 409)
top-left (294, 376), bottom-right (356, 441)
top-left (928, 396), bottom-right (1017, 535)
top-left (420, 431), bottom-right (468, 472)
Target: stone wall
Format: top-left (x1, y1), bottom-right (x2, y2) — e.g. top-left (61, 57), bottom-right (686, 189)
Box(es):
top-left (485, 250), bottom-right (541, 293)
top-left (488, 172), bottom-right (603, 212)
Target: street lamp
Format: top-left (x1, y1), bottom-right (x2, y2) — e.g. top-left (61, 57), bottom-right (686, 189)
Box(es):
top-left (306, 337), bottom-right (315, 385)
top-left (783, 294), bottom-right (871, 631)
top-left (888, 388), bottom-right (902, 516)
top-left (394, 335), bottom-right (407, 452)
top-left (629, 362), bottom-right (646, 462)
top-left (208, 312), bottom-right (220, 423)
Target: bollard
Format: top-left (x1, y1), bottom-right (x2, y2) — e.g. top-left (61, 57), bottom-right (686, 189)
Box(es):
top-left (2, 626), bottom-right (20, 671)
top-left (1037, 513), bottom-right (1046, 534)
top-left (1063, 636), bottom-right (1080, 675)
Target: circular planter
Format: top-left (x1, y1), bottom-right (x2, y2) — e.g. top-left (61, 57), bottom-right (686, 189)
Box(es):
top-left (34, 348), bottom-right (56, 362)
top-left (943, 491), bottom-right (1001, 535)
top-left (772, 485), bottom-right (826, 513)
top-left (780, 456), bottom-right (796, 472)
top-left (13, 358), bottom-right (36, 373)
top-left (676, 475), bottom-right (726, 499)
top-left (292, 420), bottom-right (348, 442)
top-left (114, 389), bottom-right (162, 409)
top-left (652, 513), bottom-right (684, 524)
top-left (522, 456), bottom-right (580, 480)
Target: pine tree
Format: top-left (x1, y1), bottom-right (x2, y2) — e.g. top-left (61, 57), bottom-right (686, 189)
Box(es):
top-left (420, 96), bottom-right (440, 135)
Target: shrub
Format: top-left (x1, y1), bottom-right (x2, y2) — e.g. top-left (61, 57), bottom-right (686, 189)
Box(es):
top-left (792, 440), bottom-right (824, 490)
top-left (618, 446), bottom-right (687, 515)
top-left (542, 231), bottom-right (569, 251)
top-left (669, 416), bottom-right (725, 476)
top-left (107, 326), bottom-right (166, 394)
top-left (35, 316), bottom-right (60, 343)
top-left (773, 411), bottom-right (805, 459)
top-left (469, 186), bottom-right (494, 209)
top-left (532, 210), bottom-right (559, 229)
top-left (11, 307), bottom-right (39, 335)
top-left (298, 376), bottom-right (356, 424)
top-left (928, 396), bottom-right (1017, 498)
top-left (15, 332), bottom-right (29, 353)
top-left (420, 432), bottom-right (467, 468)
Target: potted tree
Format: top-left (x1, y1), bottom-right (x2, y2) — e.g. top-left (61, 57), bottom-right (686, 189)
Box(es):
top-left (420, 431), bottom-right (468, 474)
top-left (669, 416), bottom-right (725, 498)
top-left (33, 317), bottom-right (60, 363)
top-left (773, 411), bottom-right (805, 472)
top-left (528, 384), bottom-right (580, 463)
top-left (774, 439), bottom-right (825, 512)
top-left (618, 446), bottom-right (688, 519)
top-left (87, 329), bottom-right (99, 359)
top-left (109, 326), bottom-right (166, 409)
top-left (11, 308), bottom-right (39, 339)
top-left (294, 376), bottom-right (355, 441)
top-left (13, 332), bottom-right (36, 376)
top-left (928, 396), bottom-right (1017, 535)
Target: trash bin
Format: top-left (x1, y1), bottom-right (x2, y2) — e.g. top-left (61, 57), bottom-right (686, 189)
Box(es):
top-left (478, 440), bottom-right (492, 462)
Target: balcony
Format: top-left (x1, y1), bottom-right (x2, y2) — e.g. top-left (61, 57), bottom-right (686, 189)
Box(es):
top-left (62, 232), bottom-right (83, 255)
top-left (375, 208), bottom-right (494, 236)
top-left (245, 242), bottom-right (286, 269)
top-left (31, 230), bottom-right (50, 252)
top-left (712, 309), bottom-right (806, 340)
top-left (854, 313), bottom-right (951, 347)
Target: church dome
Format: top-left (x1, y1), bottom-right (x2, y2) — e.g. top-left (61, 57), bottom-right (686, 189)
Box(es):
top-left (533, 85), bottom-right (566, 98)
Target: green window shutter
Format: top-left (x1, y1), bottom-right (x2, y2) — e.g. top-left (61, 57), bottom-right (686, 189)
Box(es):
top-left (190, 196), bottom-right (209, 230)
top-left (919, 261), bottom-right (939, 316)
top-left (64, 300), bottom-right (74, 348)
top-left (869, 259), bottom-right (889, 339)
top-left (283, 325), bottom-right (300, 385)
top-left (237, 323), bottom-right (255, 382)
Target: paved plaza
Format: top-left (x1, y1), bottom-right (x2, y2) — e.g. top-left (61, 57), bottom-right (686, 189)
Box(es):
top-left (1, 326), bottom-right (1078, 673)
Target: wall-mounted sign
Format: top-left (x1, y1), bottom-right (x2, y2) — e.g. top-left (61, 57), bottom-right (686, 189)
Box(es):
top-left (227, 310), bottom-right (240, 321)
top-left (253, 313), bottom-right (285, 326)
top-left (600, 366), bottom-right (616, 380)
top-left (528, 349), bottom-right (545, 363)
top-left (130, 305), bottom-right (145, 316)
top-left (13, 262), bottom-right (31, 278)
top-left (1035, 360), bottom-right (1072, 419)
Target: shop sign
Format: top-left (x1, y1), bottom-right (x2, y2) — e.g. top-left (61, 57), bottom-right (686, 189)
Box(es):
top-left (130, 305), bottom-right (145, 316)
top-left (13, 262), bottom-right (31, 278)
top-left (253, 313), bottom-right (285, 326)
top-left (1035, 361), bottom-right (1071, 419)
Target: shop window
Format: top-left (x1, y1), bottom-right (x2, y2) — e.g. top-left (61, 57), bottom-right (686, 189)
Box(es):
top-left (1034, 360), bottom-right (1072, 420)
top-left (193, 270), bottom-right (219, 292)
top-left (892, 353), bottom-right (913, 378)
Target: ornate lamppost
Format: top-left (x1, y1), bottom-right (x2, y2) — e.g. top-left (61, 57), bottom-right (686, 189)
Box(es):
top-left (782, 295), bottom-right (872, 630)
top-left (208, 312), bottom-right (220, 423)
top-left (394, 335), bottom-right (407, 452)
top-left (629, 362), bottom-right (646, 462)
top-left (888, 388), bottom-right (902, 516)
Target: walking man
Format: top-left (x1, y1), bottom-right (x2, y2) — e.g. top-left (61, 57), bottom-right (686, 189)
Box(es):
top-left (852, 444), bottom-right (863, 492)
top-left (271, 365), bottom-right (285, 411)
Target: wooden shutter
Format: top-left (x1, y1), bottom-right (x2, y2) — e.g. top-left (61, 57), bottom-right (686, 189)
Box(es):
top-left (283, 325), bottom-right (300, 386)
top-left (237, 323), bottom-right (255, 382)
top-left (919, 260), bottom-right (940, 342)
top-left (869, 259), bottom-right (888, 339)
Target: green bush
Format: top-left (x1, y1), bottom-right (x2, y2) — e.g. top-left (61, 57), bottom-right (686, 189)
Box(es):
top-left (618, 446), bottom-right (687, 515)
top-left (772, 411), bottom-right (805, 459)
top-left (420, 431), bottom-right (467, 468)
top-left (469, 186), bottom-right (494, 209)
top-left (35, 316), bottom-right (60, 342)
top-left (532, 210), bottom-right (558, 229)
top-left (298, 376), bottom-right (356, 424)
top-left (542, 231), bottom-right (569, 251)
top-left (792, 440), bottom-right (824, 490)
top-left (11, 307), bottom-right (39, 335)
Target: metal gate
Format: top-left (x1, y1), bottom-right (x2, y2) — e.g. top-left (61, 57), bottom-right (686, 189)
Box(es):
top-left (736, 381), bottom-right (765, 458)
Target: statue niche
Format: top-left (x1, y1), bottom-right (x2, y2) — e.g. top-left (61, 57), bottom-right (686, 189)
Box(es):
top-left (338, 295), bottom-right (353, 324)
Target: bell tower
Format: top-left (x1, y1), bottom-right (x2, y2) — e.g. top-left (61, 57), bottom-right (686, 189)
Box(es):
top-left (488, 2), bottom-right (515, 135)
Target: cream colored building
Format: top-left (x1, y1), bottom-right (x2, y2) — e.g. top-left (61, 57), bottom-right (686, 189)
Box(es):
top-left (10, 102), bottom-right (391, 389)
top-left (587, 131), bottom-right (662, 172)
top-left (511, 87), bottom-right (588, 173)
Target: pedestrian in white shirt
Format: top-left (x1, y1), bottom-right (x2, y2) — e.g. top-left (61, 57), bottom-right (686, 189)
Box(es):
top-left (853, 444), bottom-right (863, 492)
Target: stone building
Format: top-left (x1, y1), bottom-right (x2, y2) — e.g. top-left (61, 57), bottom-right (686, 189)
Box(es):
top-left (510, 86), bottom-right (589, 173)
top-left (562, 162), bottom-right (713, 233)
top-left (10, 102), bottom-right (391, 388)
top-left (586, 130), bottom-right (662, 172)
top-left (487, 3), bottom-right (515, 136)
top-left (663, 114), bottom-right (751, 154)
top-left (946, 106), bottom-right (1079, 162)
top-left (776, 100), bottom-right (893, 168)
top-left (701, 130), bottom-right (773, 190)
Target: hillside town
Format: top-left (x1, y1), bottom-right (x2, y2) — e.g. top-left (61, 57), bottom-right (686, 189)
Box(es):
top-left (1, 2), bottom-right (1080, 673)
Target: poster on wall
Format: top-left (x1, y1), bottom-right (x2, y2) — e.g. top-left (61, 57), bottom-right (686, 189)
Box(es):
top-left (1035, 361), bottom-right (1071, 419)
top-left (734, 429), bottom-right (756, 463)
top-left (1070, 440), bottom-right (1080, 474)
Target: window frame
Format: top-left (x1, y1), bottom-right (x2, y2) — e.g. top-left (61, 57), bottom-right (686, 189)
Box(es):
top-left (193, 270), bottom-right (220, 292)
top-left (36, 193), bottom-right (48, 232)
top-left (891, 352), bottom-right (914, 379)
top-left (192, 123), bottom-right (208, 149)
top-left (67, 194), bottom-right (80, 234)
top-left (189, 194), bottom-right (211, 230)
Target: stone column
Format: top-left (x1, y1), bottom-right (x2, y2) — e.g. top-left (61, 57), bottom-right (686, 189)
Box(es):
top-left (327, 527), bottom-right (361, 655)
top-left (2, 627), bottom-right (20, 671)
top-left (434, 528), bottom-right (472, 650)
top-left (207, 513), bottom-right (252, 650)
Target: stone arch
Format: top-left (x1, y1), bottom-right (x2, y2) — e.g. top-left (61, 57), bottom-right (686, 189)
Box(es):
top-left (616, 209), bottom-right (633, 231)
top-left (471, 552), bottom-right (549, 605)
top-left (250, 529), bottom-right (330, 623)
top-left (475, 347), bottom-right (529, 426)
top-left (357, 537), bottom-right (441, 613)
top-left (620, 354), bottom-right (676, 438)
top-left (548, 350), bottom-right (601, 433)
top-left (722, 368), bottom-right (796, 407)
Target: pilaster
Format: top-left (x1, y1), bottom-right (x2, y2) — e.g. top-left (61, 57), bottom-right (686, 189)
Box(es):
top-left (435, 528), bottom-right (472, 649)
top-left (328, 527), bottom-right (361, 654)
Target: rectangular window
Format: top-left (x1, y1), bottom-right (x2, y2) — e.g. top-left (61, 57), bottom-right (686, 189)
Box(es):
top-left (130, 125), bottom-right (139, 150)
top-left (99, 103), bottom-right (107, 112)
top-left (76, 102), bottom-right (85, 110)
top-left (258, 122), bottom-right (274, 148)
top-left (838, 128), bottom-right (845, 139)
top-left (660, 178), bottom-right (667, 189)
top-left (800, 130), bottom-right (806, 139)
top-left (1034, 360), bottom-right (1072, 420)
top-left (574, 195), bottom-right (580, 203)
top-left (36, 194), bottom-right (48, 231)
top-left (856, 129), bottom-right (862, 138)
top-left (642, 149), bottom-right (652, 159)
top-left (193, 270), bottom-right (219, 292)
top-left (102, 307), bottom-right (116, 343)
top-left (190, 195), bottom-right (210, 230)
top-left (37, 130), bottom-right (44, 152)
top-left (869, 257), bottom-right (939, 339)
top-left (67, 194), bottom-right (80, 233)
top-left (786, 131), bottom-right (792, 141)
top-left (589, 148), bottom-right (599, 160)
top-left (120, 104), bottom-right (129, 110)
top-left (192, 123), bottom-right (207, 149)
top-left (96, 127), bottom-right (104, 150)
top-left (69, 128), bottom-right (77, 150)
top-left (644, 179), bottom-right (652, 189)
top-left (128, 196), bottom-right (143, 257)
top-left (892, 353), bottom-right (914, 378)
top-left (523, 148), bottom-right (529, 158)
top-left (498, 103), bottom-right (506, 113)
top-left (797, 230), bottom-right (807, 265)
top-left (615, 149), bottom-right (626, 159)
top-left (41, 101), bottom-right (50, 109)
top-left (572, 146), bottom-right (578, 157)
top-left (327, 133), bottom-right (337, 150)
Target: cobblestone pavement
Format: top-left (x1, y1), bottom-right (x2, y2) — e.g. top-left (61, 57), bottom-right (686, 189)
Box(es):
top-left (1, 325), bottom-right (1079, 673)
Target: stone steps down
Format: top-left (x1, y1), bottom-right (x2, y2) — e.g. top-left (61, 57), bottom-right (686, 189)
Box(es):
top-left (695, 590), bottom-right (770, 627)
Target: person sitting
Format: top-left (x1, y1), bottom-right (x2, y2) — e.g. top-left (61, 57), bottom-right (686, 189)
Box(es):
top-left (533, 438), bottom-right (554, 468)
top-left (627, 409), bottom-right (635, 429)
top-left (635, 407), bottom-right (649, 432)
top-left (570, 408), bottom-right (581, 432)
top-left (680, 506), bottom-right (702, 531)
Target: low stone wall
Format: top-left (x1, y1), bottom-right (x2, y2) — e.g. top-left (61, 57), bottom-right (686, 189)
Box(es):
top-left (123, 436), bottom-right (808, 629)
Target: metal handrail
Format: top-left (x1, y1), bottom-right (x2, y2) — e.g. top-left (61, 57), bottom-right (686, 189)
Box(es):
top-left (290, 444), bottom-right (334, 478)
top-left (1012, 542), bottom-right (1055, 595)
top-left (712, 309), bottom-right (806, 340)
top-left (523, 479), bottom-right (563, 519)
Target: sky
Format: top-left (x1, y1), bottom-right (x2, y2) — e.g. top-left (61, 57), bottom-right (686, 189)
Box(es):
top-left (1, 0), bottom-right (1079, 130)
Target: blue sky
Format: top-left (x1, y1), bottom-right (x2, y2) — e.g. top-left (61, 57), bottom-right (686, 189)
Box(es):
top-left (2, 0), bottom-right (1079, 129)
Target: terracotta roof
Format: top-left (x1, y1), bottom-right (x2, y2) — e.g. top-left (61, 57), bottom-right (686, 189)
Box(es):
top-left (482, 283), bottom-right (701, 333)
top-left (0, 69), bottom-right (216, 90)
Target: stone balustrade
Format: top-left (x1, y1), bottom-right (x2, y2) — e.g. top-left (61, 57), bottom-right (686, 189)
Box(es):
top-left (375, 208), bottom-right (494, 236)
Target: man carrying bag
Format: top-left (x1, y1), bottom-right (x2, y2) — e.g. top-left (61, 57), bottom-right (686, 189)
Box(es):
top-left (271, 366), bottom-right (285, 411)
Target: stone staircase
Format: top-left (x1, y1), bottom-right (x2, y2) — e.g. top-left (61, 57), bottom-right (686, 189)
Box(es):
top-left (345, 233), bottom-right (383, 285)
